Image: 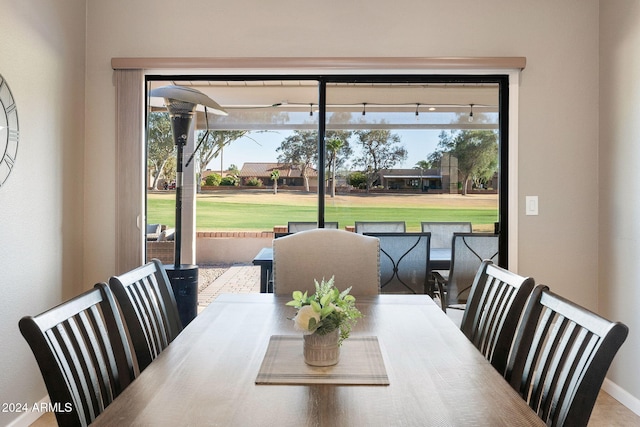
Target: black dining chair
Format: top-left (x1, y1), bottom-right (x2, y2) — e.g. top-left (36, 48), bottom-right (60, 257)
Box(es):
top-left (433, 232), bottom-right (499, 311)
top-left (460, 260), bottom-right (535, 375)
top-left (505, 285), bottom-right (628, 427)
top-left (19, 283), bottom-right (135, 427)
top-left (364, 232), bottom-right (431, 295)
top-left (108, 259), bottom-right (183, 372)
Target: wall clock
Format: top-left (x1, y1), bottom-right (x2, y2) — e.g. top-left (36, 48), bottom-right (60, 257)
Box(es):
top-left (0, 74), bottom-right (19, 188)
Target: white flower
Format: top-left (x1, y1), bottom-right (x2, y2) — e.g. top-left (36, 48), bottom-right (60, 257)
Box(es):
top-left (293, 305), bottom-right (320, 334)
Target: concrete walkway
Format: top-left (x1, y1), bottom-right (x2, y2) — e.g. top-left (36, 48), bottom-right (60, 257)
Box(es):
top-left (197, 264), bottom-right (260, 312)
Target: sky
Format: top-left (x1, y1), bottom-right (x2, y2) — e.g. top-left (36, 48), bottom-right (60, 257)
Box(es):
top-left (204, 129), bottom-right (442, 172)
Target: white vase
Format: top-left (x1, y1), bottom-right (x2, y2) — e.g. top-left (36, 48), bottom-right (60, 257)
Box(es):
top-left (303, 329), bottom-right (340, 366)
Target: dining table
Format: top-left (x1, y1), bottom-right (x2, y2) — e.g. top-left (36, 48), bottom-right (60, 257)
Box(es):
top-left (252, 246), bottom-right (452, 293)
top-left (93, 293), bottom-right (544, 426)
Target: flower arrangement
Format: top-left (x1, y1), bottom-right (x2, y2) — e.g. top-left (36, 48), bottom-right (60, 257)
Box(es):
top-left (286, 276), bottom-right (362, 345)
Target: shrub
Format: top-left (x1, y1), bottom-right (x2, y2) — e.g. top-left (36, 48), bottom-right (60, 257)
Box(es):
top-left (246, 177), bottom-right (263, 187)
top-left (204, 173), bottom-right (222, 186)
top-left (347, 171), bottom-right (367, 189)
top-left (220, 176), bottom-right (239, 186)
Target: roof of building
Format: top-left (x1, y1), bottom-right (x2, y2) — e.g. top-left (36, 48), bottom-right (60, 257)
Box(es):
top-left (239, 162), bottom-right (318, 178)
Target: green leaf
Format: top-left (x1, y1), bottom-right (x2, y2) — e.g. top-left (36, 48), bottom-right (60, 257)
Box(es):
top-left (320, 293), bottom-right (331, 307)
top-left (310, 300), bottom-right (321, 312)
top-left (292, 290), bottom-right (303, 301)
top-left (321, 305), bottom-right (335, 317)
top-left (308, 317), bottom-right (317, 330)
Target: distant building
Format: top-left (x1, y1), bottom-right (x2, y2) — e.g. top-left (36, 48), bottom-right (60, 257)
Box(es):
top-left (376, 168), bottom-right (443, 191)
top-left (239, 162), bottom-right (318, 188)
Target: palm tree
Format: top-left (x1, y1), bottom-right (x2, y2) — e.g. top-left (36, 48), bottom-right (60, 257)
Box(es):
top-left (270, 169), bottom-right (280, 195)
top-left (326, 138), bottom-right (344, 197)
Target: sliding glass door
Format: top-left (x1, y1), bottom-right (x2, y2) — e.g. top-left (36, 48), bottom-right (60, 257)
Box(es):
top-left (145, 74), bottom-right (507, 265)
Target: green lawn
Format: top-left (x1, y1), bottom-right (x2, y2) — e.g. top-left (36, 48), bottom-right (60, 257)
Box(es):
top-left (147, 191), bottom-right (498, 232)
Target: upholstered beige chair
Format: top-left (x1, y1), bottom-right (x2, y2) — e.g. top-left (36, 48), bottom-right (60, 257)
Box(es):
top-left (272, 228), bottom-right (380, 296)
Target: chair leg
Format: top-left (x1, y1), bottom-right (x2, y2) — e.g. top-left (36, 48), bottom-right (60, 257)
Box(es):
top-left (435, 279), bottom-right (447, 312)
top-left (427, 273), bottom-right (447, 313)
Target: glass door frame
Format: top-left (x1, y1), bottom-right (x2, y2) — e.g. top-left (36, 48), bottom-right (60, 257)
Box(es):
top-left (145, 73), bottom-right (510, 267)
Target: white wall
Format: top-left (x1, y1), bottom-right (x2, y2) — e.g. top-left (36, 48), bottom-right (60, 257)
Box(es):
top-left (0, 0), bottom-right (86, 425)
top-left (599, 0), bottom-right (640, 406)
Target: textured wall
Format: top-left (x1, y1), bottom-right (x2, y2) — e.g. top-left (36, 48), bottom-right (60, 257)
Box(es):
top-left (0, 0), bottom-right (86, 425)
top-left (599, 0), bottom-right (640, 407)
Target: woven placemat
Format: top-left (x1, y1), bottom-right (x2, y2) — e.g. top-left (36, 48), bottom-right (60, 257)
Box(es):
top-left (255, 335), bottom-right (389, 385)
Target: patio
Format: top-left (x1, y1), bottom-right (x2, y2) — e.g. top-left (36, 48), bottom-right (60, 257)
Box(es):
top-left (197, 264), bottom-right (260, 312)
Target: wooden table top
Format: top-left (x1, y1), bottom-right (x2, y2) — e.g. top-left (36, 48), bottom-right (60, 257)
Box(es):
top-left (94, 294), bottom-right (544, 426)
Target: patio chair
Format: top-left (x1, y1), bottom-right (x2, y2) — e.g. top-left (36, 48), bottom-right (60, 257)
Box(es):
top-left (505, 285), bottom-right (628, 427)
top-left (364, 232), bottom-right (431, 294)
top-left (19, 283), bottom-right (135, 427)
top-left (420, 221), bottom-right (472, 249)
top-left (287, 221), bottom-right (339, 233)
top-left (460, 260), bottom-right (535, 375)
top-left (108, 259), bottom-right (183, 372)
top-left (433, 233), bottom-right (499, 311)
top-left (355, 221), bottom-right (406, 234)
top-left (272, 228), bottom-right (380, 296)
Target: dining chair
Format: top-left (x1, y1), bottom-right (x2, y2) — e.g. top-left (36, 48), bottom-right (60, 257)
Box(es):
top-left (420, 221), bottom-right (472, 249)
top-left (433, 232), bottom-right (499, 311)
top-left (460, 260), bottom-right (535, 375)
top-left (354, 221), bottom-right (406, 233)
top-left (108, 258), bottom-right (183, 372)
top-left (287, 221), bottom-right (339, 233)
top-left (505, 285), bottom-right (628, 427)
top-left (272, 228), bottom-right (380, 296)
top-left (364, 232), bottom-right (431, 294)
top-left (19, 283), bottom-right (135, 427)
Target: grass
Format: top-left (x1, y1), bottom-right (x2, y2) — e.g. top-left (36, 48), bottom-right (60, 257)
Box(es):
top-left (147, 190), bottom-right (499, 232)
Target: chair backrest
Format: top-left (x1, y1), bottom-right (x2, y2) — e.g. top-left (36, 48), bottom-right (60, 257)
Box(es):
top-left (460, 260), bottom-right (535, 375)
top-left (273, 228), bottom-right (380, 296)
top-left (108, 259), bottom-right (183, 372)
top-left (19, 283), bottom-right (135, 427)
top-left (505, 285), bottom-right (628, 427)
top-left (365, 232), bottom-right (430, 294)
top-left (287, 221), bottom-right (339, 233)
top-left (355, 221), bottom-right (406, 233)
top-left (447, 233), bottom-right (499, 305)
top-left (420, 221), bottom-right (472, 249)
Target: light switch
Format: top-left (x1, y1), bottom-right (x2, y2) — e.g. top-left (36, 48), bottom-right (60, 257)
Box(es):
top-left (525, 196), bottom-right (538, 216)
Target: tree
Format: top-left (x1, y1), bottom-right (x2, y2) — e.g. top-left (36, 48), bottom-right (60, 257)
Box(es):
top-left (147, 112), bottom-right (175, 190)
top-left (347, 171), bottom-right (367, 189)
top-left (195, 130), bottom-right (251, 191)
top-left (270, 169), bottom-right (280, 194)
top-left (414, 160), bottom-right (434, 170)
top-left (353, 128), bottom-right (407, 192)
top-left (429, 130), bottom-right (498, 195)
top-left (276, 130), bottom-right (317, 192)
top-left (326, 137), bottom-right (345, 197)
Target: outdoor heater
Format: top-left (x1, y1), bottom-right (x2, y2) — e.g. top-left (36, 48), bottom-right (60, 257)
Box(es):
top-left (150, 85), bottom-right (227, 326)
